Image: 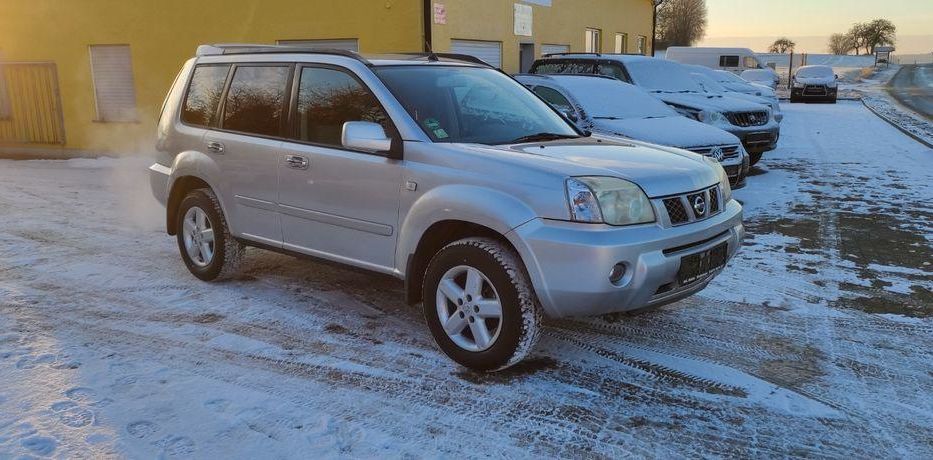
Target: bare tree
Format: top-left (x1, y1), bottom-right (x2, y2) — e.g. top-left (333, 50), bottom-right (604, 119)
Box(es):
top-left (656, 0), bottom-right (708, 47)
top-left (768, 37), bottom-right (796, 54)
top-left (846, 23), bottom-right (869, 55)
top-left (828, 33), bottom-right (855, 55)
top-left (863, 19), bottom-right (896, 53)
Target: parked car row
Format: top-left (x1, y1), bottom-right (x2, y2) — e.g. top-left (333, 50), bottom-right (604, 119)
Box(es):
top-left (527, 53), bottom-right (782, 167)
top-left (151, 45), bottom-right (747, 372)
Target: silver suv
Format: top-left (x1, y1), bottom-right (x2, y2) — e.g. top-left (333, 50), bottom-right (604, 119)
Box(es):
top-left (150, 45), bottom-right (745, 371)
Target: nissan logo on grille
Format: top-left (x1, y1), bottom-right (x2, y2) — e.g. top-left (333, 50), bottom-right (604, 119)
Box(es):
top-left (692, 195), bottom-right (707, 217)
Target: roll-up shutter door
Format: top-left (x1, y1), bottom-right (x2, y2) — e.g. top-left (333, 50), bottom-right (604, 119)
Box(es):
top-left (277, 39), bottom-right (359, 52)
top-left (450, 40), bottom-right (502, 69)
top-left (89, 45), bottom-right (138, 122)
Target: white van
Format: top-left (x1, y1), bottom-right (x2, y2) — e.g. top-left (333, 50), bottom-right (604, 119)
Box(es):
top-left (666, 47), bottom-right (773, 74)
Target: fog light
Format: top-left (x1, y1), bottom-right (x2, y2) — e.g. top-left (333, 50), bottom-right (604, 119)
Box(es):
top-left (609, 263), bottom-right (627, 285)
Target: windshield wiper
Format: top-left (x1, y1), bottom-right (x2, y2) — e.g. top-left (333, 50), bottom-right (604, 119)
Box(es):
top-left (506, 132), bottom-right (579, 144)
top-left (593, 116), bottom-right (622, 120)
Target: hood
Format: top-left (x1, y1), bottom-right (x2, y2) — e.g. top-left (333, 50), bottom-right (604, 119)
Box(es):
top-left (593, 116), bottom-right (740, 150)
top-left (653, 92), bottom-right (772, 114)
top-left (506, 138), bottom-right (720, 197)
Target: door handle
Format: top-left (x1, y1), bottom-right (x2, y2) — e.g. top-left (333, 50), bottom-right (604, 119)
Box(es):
top-left (206, 141), bottom-right (225, 154)
top-left (285, 154), bottom-right (310, 170)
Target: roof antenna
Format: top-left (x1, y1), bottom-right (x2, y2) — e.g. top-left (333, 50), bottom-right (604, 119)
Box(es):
top-left (425, 40), bottom-right (439, 62)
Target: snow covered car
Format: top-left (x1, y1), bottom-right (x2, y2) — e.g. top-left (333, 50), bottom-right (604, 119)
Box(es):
top-left (689, 69), bottom-right (783, 124)
top-left (150, 45), bottom-right (745, 372)
top-left (740, 69), bottom-right (780, 90)
top-left (689, 67), bottom-right (783, 123)
top-left (529, 55), bottom-right (780, 165)
top-left (515, 73), bottom-right (749, 188)
top-left (791, 65), bottom-right (838, 103)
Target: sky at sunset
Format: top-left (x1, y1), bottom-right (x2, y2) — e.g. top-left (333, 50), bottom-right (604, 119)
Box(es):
top-left (698, 0), bottom-right (933, 54)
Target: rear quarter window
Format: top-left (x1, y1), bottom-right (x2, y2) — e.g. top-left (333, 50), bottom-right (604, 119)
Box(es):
top-left (181, 65), bottom-right (230, 127)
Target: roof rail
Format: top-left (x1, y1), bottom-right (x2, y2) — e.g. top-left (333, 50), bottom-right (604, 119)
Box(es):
top-left (399, 52), bottom-right (495, 68)
top-left (541, 52), bottom-right (649, 58)
top-left (195, 44), bottom-right (372, 65)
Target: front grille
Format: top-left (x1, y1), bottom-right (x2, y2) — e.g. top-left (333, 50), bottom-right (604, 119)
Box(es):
top-left (664, 198), bottom-right (689, 225)
top-left (661, 185), bottom-right (723, 226)
top-left (688, 145), bottom-right (741, 161)
top-left (726, 111), bottom-right (769, 127)
top-left (804, 85), bottom-right (827, 95)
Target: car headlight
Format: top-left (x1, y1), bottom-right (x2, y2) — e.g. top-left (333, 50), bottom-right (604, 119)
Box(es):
top-left (698, 110), bottom-right (732, 128)
top-left (703, 157), bottom-right (733, 202)
top-left (566, 177), bottom-right (656, 226)
top-left (793, 80), bottom-right (805, 88)
top-left (673, 106), bottom-right (702, 121)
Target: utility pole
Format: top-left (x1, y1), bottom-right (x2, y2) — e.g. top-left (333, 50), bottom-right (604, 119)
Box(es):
top-left (651, 0), bottom-right (665, 57)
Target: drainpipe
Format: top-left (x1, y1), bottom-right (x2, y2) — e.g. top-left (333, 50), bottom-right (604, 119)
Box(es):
top-left (423, 0), bottom-right (433, 52)
top-left (651, 0), bottom-right (665, 56)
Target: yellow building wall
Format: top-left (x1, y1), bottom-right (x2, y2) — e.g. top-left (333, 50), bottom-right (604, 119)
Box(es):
top-left (431, 0), bottom-right (655, 73)
top-left (0, 0), bottom-right (423, 153)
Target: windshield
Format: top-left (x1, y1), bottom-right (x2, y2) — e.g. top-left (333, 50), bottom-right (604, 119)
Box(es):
top-left (715, 70), bottom-right (747, 84)
top-left (796, 66), bottom-right (834, 78)
top-left (690, 73), bottom-right (726, 94)
top-left (556, 78), bottom-right (677, 120)
top-left (625, 59), bottom-right (704, 93)
top-left (373, 66), bottom-right (578, 145)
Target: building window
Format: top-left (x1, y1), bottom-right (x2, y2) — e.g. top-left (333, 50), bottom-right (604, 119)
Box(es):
top-left (636, 36), bottom-right (648, 55)
top-left (89, 45), bottom-right (138, 122)
top-left (221, 66), bottom-right (290, 137)
top-left (585, 29), bottom-right (601, 53)
top-left (614, 33), bottom-right (628, 54)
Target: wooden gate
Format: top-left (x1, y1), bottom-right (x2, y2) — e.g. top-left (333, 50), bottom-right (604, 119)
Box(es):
top-left (0, 62), bottom-right (66, 145)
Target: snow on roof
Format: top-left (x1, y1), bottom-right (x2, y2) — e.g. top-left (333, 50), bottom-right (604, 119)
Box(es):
top-left (518, 74), bottom-right (678, 120)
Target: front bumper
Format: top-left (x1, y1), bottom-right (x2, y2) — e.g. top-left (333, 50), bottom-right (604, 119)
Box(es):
top-left (509, 200), bottom-right (744, 318)
top-left (729, 124), bottom-right (780, 153)
top-left (149, 163), bottom-right (171, 206)
top-left (791, 86), bottom-right (837, 100)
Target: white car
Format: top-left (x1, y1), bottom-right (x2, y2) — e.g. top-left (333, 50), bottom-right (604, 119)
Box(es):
top-left (690, 70), bottom-right (783, 123)
top-left (791, 65), bottom-right (838, 103)
top-left (740, 69), bottom-right (780, 90)
top-left (515, 74), bottom-right (750, 188)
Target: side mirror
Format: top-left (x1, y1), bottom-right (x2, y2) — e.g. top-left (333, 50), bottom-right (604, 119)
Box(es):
top-left (342, 121), bottom-right (392, 154)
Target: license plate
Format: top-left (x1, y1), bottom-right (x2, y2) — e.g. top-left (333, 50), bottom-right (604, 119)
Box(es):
top-left (678, 243), bottom-right (728, 285)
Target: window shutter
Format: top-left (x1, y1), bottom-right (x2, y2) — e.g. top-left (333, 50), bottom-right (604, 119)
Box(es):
top-left (89, 45), bottom-right (137, 122)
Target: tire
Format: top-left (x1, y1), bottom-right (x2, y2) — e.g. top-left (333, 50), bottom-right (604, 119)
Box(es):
top-left (422, 237), bottom-right (542, 372)
top-left (790, 96), bottom-right (798, 103)
top-left (176, 188), bottom-right (244, 281)
top-left (748, 151), bottom-right (763, 166)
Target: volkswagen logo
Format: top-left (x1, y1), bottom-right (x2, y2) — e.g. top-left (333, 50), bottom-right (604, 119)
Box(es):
top-left (692, 195), bottom-right (707, 216)
top-left (709, 147), bottom-right (725, 162)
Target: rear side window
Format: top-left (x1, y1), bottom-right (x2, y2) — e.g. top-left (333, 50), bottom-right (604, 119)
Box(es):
top-left (222, 66), bottom-right (289, 136)
top-left (531, 60), bottom-right (596, 75)
top-left (182, 65), bottom-right (230, 127)
top-left (719, 55), bottom-right (740, 67)
top-left (294, 67), bottom-right (388, 147)
top-left (597, 63), bottom-right (628, 81)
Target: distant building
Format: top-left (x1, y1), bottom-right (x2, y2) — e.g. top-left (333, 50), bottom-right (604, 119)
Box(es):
top-left (0, 0), bottom-right (654, 155)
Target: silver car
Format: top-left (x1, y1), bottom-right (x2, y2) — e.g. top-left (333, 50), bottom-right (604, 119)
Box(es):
top-left (150, 45), bottom-right (744, 371)
top-left (515, 74), bottom-right (750, 188)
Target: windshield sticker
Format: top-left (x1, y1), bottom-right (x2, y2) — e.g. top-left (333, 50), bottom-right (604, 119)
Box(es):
top-left (424, 118), bottom-right (441, 130)
top-left (433, 128), bottom-right (449, 139)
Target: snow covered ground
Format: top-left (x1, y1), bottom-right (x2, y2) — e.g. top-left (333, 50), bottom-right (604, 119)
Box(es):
top-left (1, 102), bottom-right (931, 458)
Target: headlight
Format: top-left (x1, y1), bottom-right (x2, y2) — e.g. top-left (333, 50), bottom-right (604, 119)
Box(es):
top-left (673, 106), bottom-right (701, 121)
top-left (793, 80), bottom-right (805, 88)
top-left (704, 157), bottom-right (733, 202)
top-left (566, 177), bottom-right (656, 226)
top-left (699, 110), bottom-right (732, 128)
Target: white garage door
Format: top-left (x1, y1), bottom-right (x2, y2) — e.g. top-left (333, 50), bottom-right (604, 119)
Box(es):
top-left (276, 39), bottom-right (359, 52)
top-left (450, 40), bottom-right (502, 69)
top-left (541, 44), bottom-right (570, 57)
